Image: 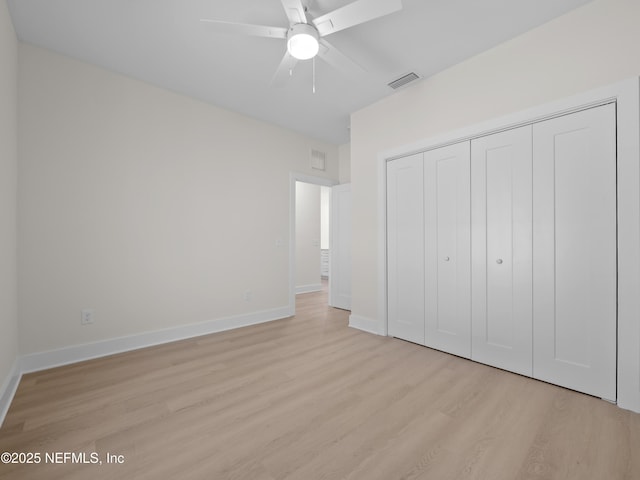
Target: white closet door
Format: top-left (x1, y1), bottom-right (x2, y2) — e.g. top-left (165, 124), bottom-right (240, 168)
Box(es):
top-left (424, 142), bottom-right (471, 358)
top-left (329, 184), bottom-right (351, 310)
top-left (387, 153), bottom-right (425, 344)
top-left (471, 126), bottom-right (533, 376)
top-left (533, 104), bottom-right (617, 401)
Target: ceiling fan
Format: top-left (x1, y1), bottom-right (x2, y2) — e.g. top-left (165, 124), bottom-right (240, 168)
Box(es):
top-left (201, 0), bottom-right (403, 87)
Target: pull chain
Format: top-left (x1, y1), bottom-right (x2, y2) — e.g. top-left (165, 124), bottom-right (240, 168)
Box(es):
top-left (312, 56), bottom-right (316, 94)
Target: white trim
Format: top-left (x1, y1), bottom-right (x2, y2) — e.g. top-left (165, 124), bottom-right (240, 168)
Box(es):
top-left (377, 77), bottom-right (640, 413)
top-left (296, 283), bottom-right (323, 294)
top-left (615, 78), bottom-right (640, 413)
top-left (377, 154), bottom-right (389, 337)
top-left (349, 314), bottom-right (384, 336)
top-left (0, 359), bottom-right (22, 427)
top-left (289, 173), bottom-right (338, 316)
top-left (379, 90), bottom-right (621, 162)
top-left (20, 306), bottom-right (290, 374)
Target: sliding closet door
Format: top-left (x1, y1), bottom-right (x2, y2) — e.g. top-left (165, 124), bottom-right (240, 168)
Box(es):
top-left (424, 142), bottom-right (471, 358)
top-left (471, 126), bottom-right (533, 376)
top-left (533, 104), bottom-right (617, 401)
top-left (387, 153), bottom-right (425, 344)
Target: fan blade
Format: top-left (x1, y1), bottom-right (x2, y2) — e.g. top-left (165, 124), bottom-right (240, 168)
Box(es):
top-left (317, 39), bottom-right (367, 80)
top-left (313, 0), bottom-right (402, 36)
top-left (280, 0), bottom-right (307, 24)
top-left (200, 19), bottom-right (287, 39)
top-left (271, 51), bottom-right (299, 87)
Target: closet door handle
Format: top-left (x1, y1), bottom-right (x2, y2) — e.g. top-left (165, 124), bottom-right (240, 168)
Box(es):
top-left (444, 256), bottom-right (450, 262)
top-left (496, 259), bottom-right (503, 265)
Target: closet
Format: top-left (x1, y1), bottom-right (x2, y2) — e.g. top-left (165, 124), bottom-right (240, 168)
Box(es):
top-left (387, 153), bottom-right (425, 345)
top-left (387, 103), bottom-right (617, 400)
top-left (471, 125), bottom-right (533, 377)
top-left (532, 105), bottom-right (616, 400)
top-left (423, 142), bottom-right (471, 358)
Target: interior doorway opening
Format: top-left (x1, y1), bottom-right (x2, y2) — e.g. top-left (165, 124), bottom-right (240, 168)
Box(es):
top-left (294, 181), bottom-right (330, 297)
top-left (289, 173), bottom-right (337, 315)
top-left (289, 173), bottom-right (351, 315)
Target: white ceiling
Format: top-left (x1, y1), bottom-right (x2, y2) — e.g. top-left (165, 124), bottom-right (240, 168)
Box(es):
top-left (7, 0), bottom-right (593, 145)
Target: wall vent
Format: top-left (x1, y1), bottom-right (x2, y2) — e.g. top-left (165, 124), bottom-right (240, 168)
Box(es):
top-left (310, 149), bottom-right (326, 171)
top-left (387, 72), bottom-right (421, 90)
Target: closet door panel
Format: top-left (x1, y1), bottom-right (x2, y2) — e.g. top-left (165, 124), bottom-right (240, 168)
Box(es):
top-left (533, 104), bottom-right (617, 400)
top-left (471, 126), bottom-right (533, 376)
top-left (387, 153), bottom-right (425, 344)
top-left (424, 142), bottom-right (471, 358)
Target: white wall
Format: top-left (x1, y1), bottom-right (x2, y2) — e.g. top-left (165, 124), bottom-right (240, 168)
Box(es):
top-left (350, 0), bottom-right (640, 325)
top-left (17, 44), bottom-right (338, 356)
top-left (320, 186), bottom-right (330, 250)
top-left (338, 143), bottom-right (351, 184)
top-left (295, 182), bottom-right (321, 292)
top-left (0, 0), bottom-right (19, 402)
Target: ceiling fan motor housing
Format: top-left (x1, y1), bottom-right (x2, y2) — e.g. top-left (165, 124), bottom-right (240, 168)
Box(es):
top-left (287, 23), bottom-right (320, 60)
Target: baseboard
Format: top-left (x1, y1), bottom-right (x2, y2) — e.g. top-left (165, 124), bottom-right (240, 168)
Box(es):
top-left (348, 314), bottom-right (383, 336)
top-left (20, 306), bottom-right (291, 374)
top-left (295, 283), bottom-right (323, 295)
top-left (0, 358), bottom-right (22, 427)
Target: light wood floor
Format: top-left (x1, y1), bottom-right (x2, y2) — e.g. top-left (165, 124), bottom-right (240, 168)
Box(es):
top-left (1, 289), bottom-right (639, 480)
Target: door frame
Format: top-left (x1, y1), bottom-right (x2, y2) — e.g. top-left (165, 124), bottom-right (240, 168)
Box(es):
top-left (376, 77), bottom-right (640, 412)
top-left (289, 173), bottom-right (338, 316)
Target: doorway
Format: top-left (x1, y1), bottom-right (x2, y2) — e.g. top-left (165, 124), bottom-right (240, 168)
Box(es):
top-left (288, 173), bottom-right (336, 315)
top-left (294, 181), bottom-right (328, 296)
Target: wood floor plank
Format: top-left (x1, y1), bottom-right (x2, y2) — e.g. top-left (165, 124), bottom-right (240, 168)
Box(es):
top-left (1, 287), bottom-right (639, 479)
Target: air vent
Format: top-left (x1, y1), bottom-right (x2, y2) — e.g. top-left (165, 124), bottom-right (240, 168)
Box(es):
top-left (387, 72), bottom-right (421, 90)
top-left (310, 149), bottom-right (326, 171)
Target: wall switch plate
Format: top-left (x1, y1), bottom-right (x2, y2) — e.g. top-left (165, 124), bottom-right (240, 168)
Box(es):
top-left (81, 308), bottom-right (95, 325)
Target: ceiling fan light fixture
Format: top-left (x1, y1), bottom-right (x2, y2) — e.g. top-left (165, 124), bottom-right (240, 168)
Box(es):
top-left (287, 23), bottom-right (319, 60)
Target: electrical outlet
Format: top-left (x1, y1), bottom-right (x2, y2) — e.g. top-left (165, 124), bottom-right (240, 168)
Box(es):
top-left (81, 308), bottom-right (95, 325)
top-left (243, 290), bottom-right (252, 303)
